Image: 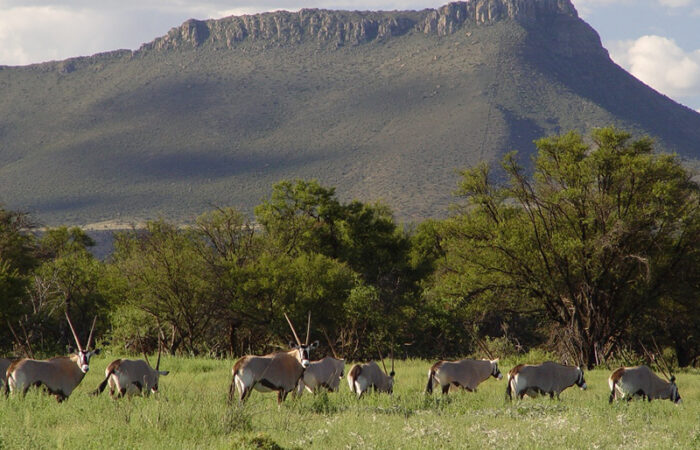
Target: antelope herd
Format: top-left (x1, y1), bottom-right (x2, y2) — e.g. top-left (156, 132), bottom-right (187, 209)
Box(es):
top-left (1, 313), bottom-right (686, 408)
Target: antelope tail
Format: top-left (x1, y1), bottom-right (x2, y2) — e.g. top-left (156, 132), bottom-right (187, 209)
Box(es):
top-left (505, 375), bottom-right (513, 401)
top-left (228, 374), bottom-right (236, 403)
top-left (349, 365), bottom-right (362, 394)
top-left (609, 379), bottom-right (616, 404)
top-left (91, 373), bottom-right (112, 396)
top-left (92, 363), bottom-right (119, 397)
top-left (425, 368), bottom-right (435, 394)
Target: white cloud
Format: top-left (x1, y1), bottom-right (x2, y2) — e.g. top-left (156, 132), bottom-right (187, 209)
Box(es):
top-left (0, 6), bottom-right (112, 65)
top-left (610, 35), bottom-right (700, 97)
top-left (572, 0), bottom-right (634, 17)
top-left (658, 0), bottom-right (693, 7)
top-left (0, 1), bottom-right (446, 65)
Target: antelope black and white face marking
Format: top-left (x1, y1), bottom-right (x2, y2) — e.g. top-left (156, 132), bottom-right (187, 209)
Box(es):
top-left (290, 341), bottom-right (319, 368)
top-left (576, 367), bottom-right (587, 390)
top-left (77, 349), bottom-right (100, 373)
top-left (491, 361), bottom-right (503, 380)
top-left (670, 381), bottom-right (681, 404)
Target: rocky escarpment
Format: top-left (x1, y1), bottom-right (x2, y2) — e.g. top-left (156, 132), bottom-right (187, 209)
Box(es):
top-left (142, 0), bottom-right (578, 50)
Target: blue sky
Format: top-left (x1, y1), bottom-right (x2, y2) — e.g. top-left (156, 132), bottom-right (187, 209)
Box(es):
top-left (0, 1), bottom-right (698, 111)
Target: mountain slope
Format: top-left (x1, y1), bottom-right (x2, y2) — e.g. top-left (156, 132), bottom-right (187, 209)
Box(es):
top-left (1, 0), bottom-right (698, 225)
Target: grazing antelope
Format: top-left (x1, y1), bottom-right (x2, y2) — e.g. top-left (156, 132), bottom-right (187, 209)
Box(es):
top-left (230, 313), bottom-right (318, 404)
top-left (92, 340), bottom-right (169, 398)
top-left (1, 358), bottom-right (11, 389)
top-left (297, 356), bottom-right (345, 395)
top-left (608, 365), bottom-right (681, 404)
top-left (347, 349), bottom-right (394, 398)
top-left (426, 358), bottom-right (502, 394)
top-left (505, 361), bottom-right (586, 400)
top-left (5, 314), bottom-right (99, 402)
top-left (297, 328), bottom-right (344, 395)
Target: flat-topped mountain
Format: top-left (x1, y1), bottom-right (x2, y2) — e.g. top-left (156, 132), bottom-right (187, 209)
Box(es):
top-left (1, 1), bottom-right (698, 225)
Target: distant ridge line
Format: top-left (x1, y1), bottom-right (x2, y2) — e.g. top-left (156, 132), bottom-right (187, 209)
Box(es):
top-left (142, 0), bottom-right (578, 51)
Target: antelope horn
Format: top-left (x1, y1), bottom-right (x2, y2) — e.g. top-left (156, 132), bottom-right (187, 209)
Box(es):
top-left (377, 345), bottom-right (388, 376)
top-left (7, 321), bottom-right (32, 359)
top-left (65, 312), bottom-right (83, 352)
top-left (156, 336), bottom-right (162, 371)
top-left (305, 311), bottom-right (311, 346)
top-left (86, 316), bottom-right (97, 350)
top-left (284, 313), bottom-right (302, 346)
top-left (651, 336), bottom-right (673, 381)
top-left (136, 330), bottom-right (150, 367)
top-left (477, 337), bottom-right (494, 360)
top-left (322, 327), bottom-right (340, 359)
top-left (391, 345), bottom-right (395, 375)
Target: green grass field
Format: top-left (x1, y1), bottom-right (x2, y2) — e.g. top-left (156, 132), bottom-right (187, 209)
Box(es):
top-left (1, 355), bottom-right (698, 449)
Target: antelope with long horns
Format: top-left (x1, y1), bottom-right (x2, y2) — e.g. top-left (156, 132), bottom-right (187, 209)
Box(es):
top-left (608, 365), bottom-right (681, 404)
top-left (347, 347), bottom-right (394, 398)
top-left (92, 333), bottom-right (169, 398)
top-left (296, 327), bottom-right (344, 395)
top-left (5, 314), bottom-right (99, 402)
top-left (230, 312), bottom-right (318, 404)
top-left (506, 361), bottom-right (586, 401)
top-left (426, 358), bottom-right (502, 394)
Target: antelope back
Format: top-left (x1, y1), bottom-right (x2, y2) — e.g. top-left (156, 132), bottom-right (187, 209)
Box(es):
top-left (113, 359), bottom-right (169, 393)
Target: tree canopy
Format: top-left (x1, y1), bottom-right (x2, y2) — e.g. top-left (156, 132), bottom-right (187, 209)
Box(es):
top-left (431, 127), bottom-right (699, 367)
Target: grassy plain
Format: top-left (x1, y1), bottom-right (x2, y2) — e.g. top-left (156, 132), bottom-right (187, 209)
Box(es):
top-left (1, 355), bottom-right (698, 449)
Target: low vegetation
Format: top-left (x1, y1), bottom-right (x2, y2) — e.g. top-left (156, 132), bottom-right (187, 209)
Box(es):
top-left (1, 355), bottom-right (698, 449)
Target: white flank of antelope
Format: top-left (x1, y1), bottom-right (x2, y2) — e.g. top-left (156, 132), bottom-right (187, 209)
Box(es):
top-left (506, 361), bottom-right (586, 400)
top-left (426, 358), bottom-right (502, 394)
top-left (4, 314), bottom-right (99, 402)
top-left (608, 365), bottom-right (682, 403)
top-left (297, 356), bottom-right (345, 395)
top-left (346, 361), bottom-right (394, 397)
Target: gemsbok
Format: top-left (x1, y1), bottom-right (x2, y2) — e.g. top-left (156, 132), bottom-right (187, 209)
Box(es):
top-left (230, 313), bottom-right (318, 404)
top-left (347, 348), bottom-right (394, 398)
top-left (297, 329), bottom-right (344, 395)
top-left (92, 338), bottom-right (169, 398)
top-left (426, 358), bottom-right (502, 394)
top-left (505, 361), bottom-right (586, 400)
top-left (5, 314), bottom-right (99, 402)
top-left (608, 365), bottom-right (681, 404)
top-left (1, 358), bottom-right (11, 390)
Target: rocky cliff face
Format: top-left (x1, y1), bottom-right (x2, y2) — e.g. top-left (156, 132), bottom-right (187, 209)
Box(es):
top-left (143, 0), bottom-right (578, 51)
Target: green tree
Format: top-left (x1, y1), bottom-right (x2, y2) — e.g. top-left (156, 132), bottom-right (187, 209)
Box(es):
top-left (435, 128), bottom-right (700, 367)
top-left (26, 227), bottom-right (105, 354)
top-left (108, 221), bottom-right (216, 354)
top-left (0, 207), bottom-right (37, 353)
top-left (255, 180), bottom-right (427, 355)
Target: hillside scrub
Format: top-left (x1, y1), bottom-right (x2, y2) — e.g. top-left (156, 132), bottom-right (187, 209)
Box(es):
top-left (0, 127), bottom-right (698, 368)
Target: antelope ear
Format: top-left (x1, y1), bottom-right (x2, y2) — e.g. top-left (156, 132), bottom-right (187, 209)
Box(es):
top-left (67, 345), bottom-right (75, 354)
top-left (159, 370), bottom-right (170, 376)
top-left (92, 348), bottom-right (101, 355)
top-left (311, 340), bottom-right (319, 349)
top-left (289, 341), bottom-right (297, 349)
